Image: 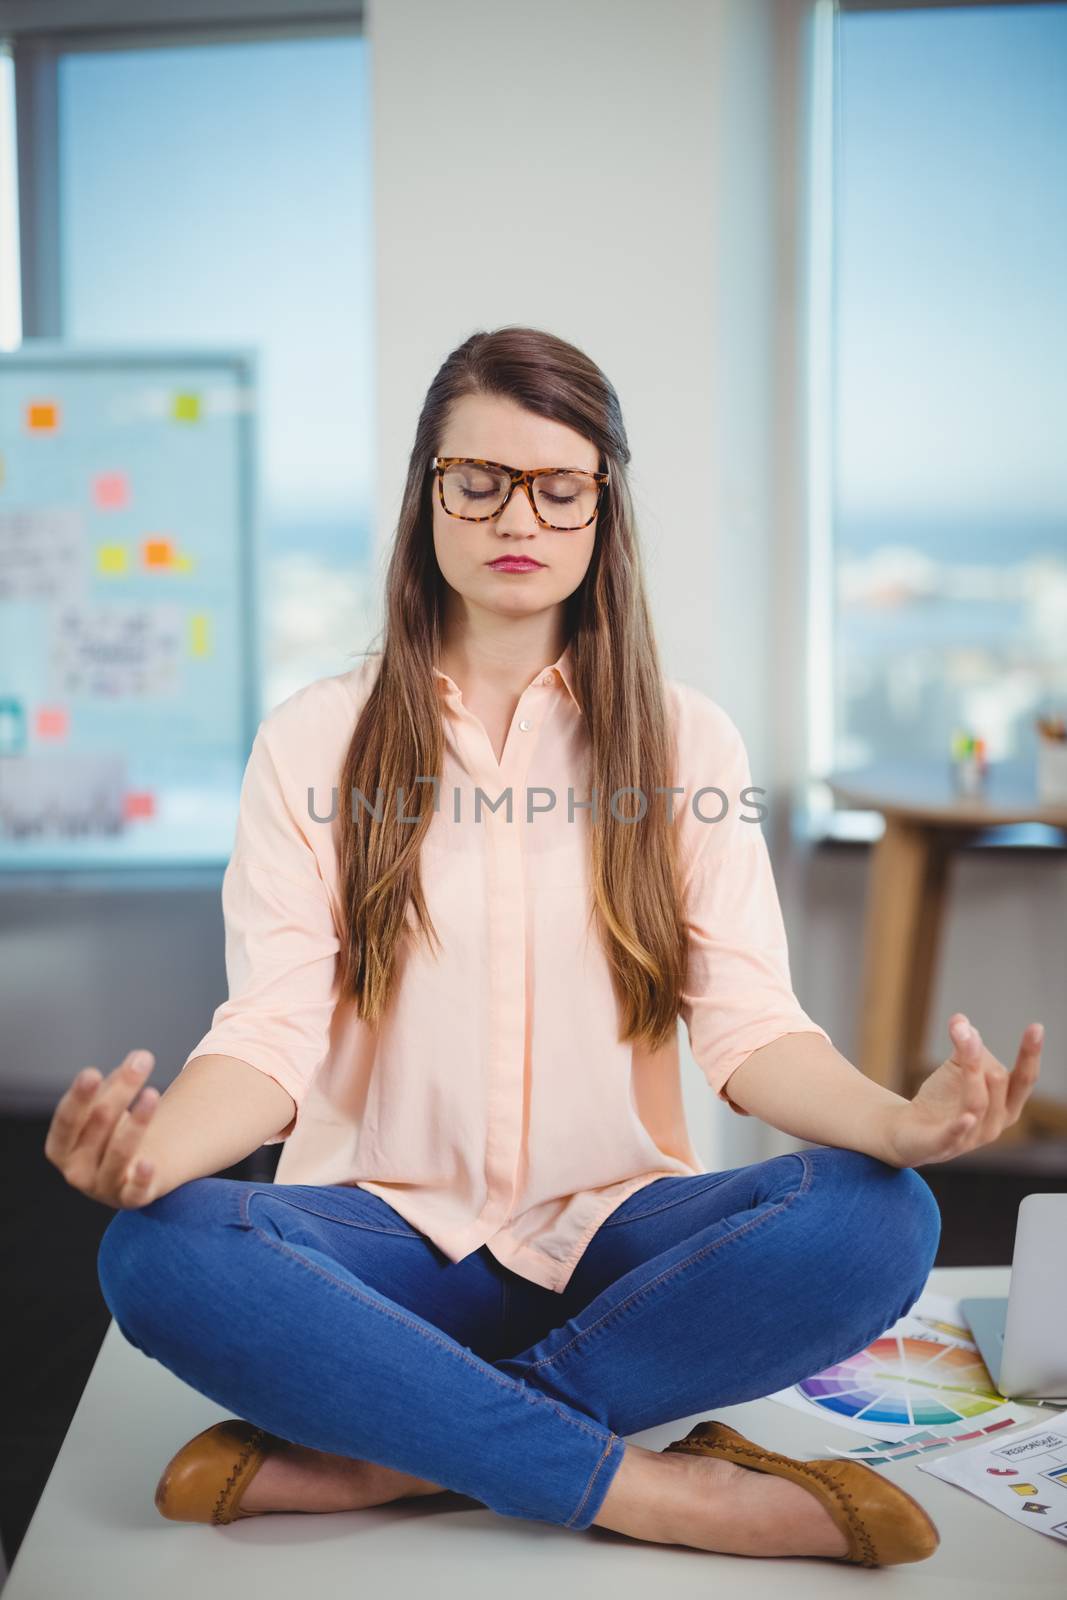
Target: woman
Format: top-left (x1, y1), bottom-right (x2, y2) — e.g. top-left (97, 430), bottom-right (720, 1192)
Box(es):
top-left (49, 326), bottom-right (1042, 1566)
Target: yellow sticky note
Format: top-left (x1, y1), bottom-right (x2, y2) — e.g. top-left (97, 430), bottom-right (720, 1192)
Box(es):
top-left (171, 392), bottom-right (201, 423)
top-left (97, 544), bottom-right (129, 575)
top-left (189, 613), bottom-right (211, 658)
top-left (174, 553), bottom-right (195, 573)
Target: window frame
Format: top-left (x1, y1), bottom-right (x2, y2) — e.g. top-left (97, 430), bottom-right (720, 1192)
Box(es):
top-left (803, 0), bottom-right (1067, 854)
top-left (3, 2), bottom-right (364, 337)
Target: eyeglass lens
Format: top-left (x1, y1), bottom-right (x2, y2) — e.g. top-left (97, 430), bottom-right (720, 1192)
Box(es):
top-left (440, 462), bottom-right (598, 529)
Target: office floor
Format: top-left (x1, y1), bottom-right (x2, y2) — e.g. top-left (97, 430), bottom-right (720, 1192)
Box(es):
top-left (3, 1114), bottom-right (1066, 1573)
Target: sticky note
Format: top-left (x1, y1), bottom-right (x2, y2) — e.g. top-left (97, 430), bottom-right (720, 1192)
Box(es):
top-left (171, 392), bottom-right (201, 423)
top-left (36, 705), bottom-right (70, 740)
top-left (174, 553), bottom-right (195, 573)
top-left (93, 471), bottom-right (130, 510)
top-left (124, 791), bottom-right (157, 820)
top-left (142, 538), bottom-right (176, 568)
top-left (189, 613), bottom-right (212, 657)
top-left (97, 544), bottom-right (129, 575)
top-left (26, 400), bottom-right (60, 431)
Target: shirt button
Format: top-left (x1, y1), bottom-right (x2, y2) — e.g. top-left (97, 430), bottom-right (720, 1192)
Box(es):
top-left (519, 718), bottom-right (532, 731)
top-left (541, 671), bottom-right (555, 685)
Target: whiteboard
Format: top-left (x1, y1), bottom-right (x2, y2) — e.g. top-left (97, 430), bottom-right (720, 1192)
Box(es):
top-left (0, 342), bottom-right (260, 874)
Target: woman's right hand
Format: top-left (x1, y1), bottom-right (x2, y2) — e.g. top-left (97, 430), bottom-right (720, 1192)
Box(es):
top-left (44, 1050), bottom-right (163, 1209)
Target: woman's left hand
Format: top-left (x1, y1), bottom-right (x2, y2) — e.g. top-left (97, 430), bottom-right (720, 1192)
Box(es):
top-left (882, 1014), bottom-right (1043, 1168)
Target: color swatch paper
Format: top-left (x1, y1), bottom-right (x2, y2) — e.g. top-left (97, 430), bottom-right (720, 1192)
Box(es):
top-left (917, 1414), bottom-right (1067, 1543)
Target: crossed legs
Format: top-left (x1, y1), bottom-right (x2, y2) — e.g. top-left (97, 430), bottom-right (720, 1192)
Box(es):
top-left (98, 1146), bottom-right (940, 1548)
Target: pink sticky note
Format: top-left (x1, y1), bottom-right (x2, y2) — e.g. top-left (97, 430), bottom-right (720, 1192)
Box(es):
top-left (124, 791), bottom-right (156, 820)
top-left (93, 471), bottom-right (131, 510)
top-left (36, 706), bottom-right (70, 740)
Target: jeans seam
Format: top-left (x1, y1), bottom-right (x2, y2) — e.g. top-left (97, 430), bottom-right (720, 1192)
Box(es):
top-left (243, 1217), bottom-right (613, 1452)
top-left (240, 1185), bottom-right (419, 1238)
top-left (521, 1151), bottom-right (815, 1375)
top-left (563, 1433), bottom-right (621, 1528)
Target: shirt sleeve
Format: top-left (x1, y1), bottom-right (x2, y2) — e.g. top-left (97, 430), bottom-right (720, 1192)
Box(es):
top-left (675, 694), bottom-right (831, 1116)
top-left (180, 716), bottom-right (341, 1144)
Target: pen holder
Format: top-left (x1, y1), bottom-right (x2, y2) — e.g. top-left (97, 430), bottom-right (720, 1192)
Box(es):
top-left (950, 755), bottom-right (987, 798)
top-left (1036, 738), bottom-right (1067, 805)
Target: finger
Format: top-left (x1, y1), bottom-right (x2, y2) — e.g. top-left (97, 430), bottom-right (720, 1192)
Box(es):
top-left (949, 1014), bottom-right (983, 1067)
top-left (44, 1067), bottom-right (105, 1167)
top-left (116, 1151), bottom-right (158, 1210)
top-left (948, 1020), bottom-right (989, 1121)
top-left (945, 1110), bottom-right (980, 1158)
top-left (50, 1050), bottom-right (154, 1163)
top-left (1004, 1022), bottom-right (1044, 1124)
top-left (977, 1059), bottom-right (1012, 1145)
top-left (979, 1035), bottom-right (1011, 1110)
top-left (62, 1052), bottom-right (154, 1183)
top-left (972, 1024), bottom-right (1038, 1143)
top-left (98, 1085), bottom-right (160, 1197)
top-left (920, 1109), bottom-right (979, 1165)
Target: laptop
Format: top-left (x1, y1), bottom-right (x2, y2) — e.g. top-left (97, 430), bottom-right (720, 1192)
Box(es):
top-left (960, 1193), bottom-right (1067, 1403)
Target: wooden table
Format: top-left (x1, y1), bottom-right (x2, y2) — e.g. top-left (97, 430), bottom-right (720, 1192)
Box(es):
top-left (825, 760), bottom-right (1067, 1141)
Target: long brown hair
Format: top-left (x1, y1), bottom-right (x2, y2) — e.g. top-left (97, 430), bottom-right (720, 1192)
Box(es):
top-left (337, 325), bottom-right (688, 1049)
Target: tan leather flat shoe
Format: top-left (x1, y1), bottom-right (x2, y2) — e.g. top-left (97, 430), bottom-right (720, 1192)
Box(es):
top-left (155, 1419), bottom-right (281, 1524)
top-left (662, 1419), bottom-right (940, 1567)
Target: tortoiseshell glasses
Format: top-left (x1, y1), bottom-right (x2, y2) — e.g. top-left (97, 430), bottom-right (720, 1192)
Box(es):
top-left (432, 456), bottom-right (609, 531)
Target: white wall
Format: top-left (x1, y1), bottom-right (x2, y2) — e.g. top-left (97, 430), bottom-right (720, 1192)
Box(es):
top-left (369, 0), bottom-right (824, 1166)
top-left (370, 0), bottom-right (792, 767)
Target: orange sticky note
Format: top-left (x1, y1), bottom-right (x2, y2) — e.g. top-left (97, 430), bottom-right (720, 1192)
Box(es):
top-left (93, 471), bottom-right (130, 510)
top-left (26, 401), bottom-right (60, 432)
top-left (36, 705), bottom-right (70, 739)
top-left (142, 537), bottom-right (176, 568)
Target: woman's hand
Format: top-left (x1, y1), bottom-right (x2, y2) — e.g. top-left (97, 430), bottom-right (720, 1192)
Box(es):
top-left (882, 1014), bottom-right (1043, 1168)
top-left (44, 1050), bottom-right (163, 1209)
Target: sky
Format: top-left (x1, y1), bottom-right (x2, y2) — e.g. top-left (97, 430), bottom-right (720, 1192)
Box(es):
top-left (59, 34), bottom-right (373, 530)
top-left (835, 2), bottom-right (1067, 519)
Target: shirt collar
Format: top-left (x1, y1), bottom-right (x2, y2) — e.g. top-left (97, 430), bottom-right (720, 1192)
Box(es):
top-left (433, 642), bottom-right (582, 716)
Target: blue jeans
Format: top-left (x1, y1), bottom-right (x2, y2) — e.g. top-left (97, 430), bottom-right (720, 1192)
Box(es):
top-left (97, 1145), bottom-right (940, 1532)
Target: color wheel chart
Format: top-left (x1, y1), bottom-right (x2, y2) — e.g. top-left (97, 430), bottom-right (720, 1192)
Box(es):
top-left (798, 1332), bottom-right (1000, 1427)
top-left (767, 1291), bottom-right (1047, 1456)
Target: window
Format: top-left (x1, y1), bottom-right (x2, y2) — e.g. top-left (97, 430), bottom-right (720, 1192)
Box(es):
top-left (1, 15), bottom-right (372, 873)
top-left (58, 34), bottom-right (375, 715)
top-left (812, 0), bottom-right (1067, 835)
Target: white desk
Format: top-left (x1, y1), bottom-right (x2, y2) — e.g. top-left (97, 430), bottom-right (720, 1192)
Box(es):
top-left (6, 1265), bottom-right (1065, 1598)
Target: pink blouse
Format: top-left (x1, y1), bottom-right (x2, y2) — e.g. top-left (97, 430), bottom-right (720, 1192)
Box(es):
top-left (181, 643), bottom-right (830, 1292)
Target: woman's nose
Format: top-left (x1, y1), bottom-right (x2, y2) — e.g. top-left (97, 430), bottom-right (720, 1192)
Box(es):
top-left (494, 479), bottom-right (542, 534)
